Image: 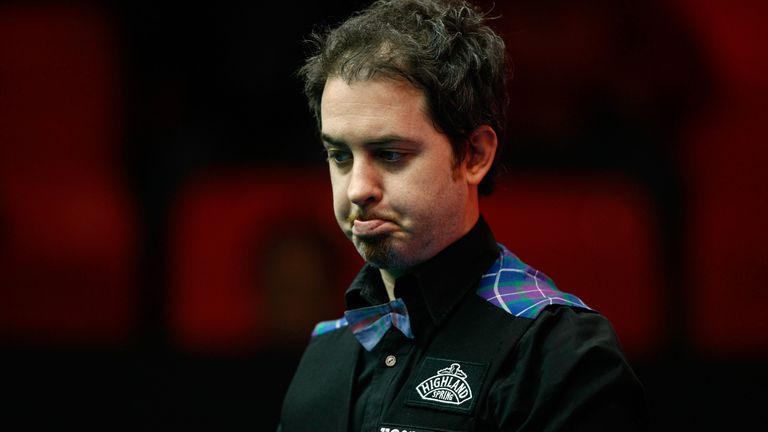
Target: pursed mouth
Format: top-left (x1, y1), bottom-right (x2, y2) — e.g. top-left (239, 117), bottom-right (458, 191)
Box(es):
top-left (347, 211), bottom-right (394, 226)
top-left (351, 218), bottom-right (398, 237)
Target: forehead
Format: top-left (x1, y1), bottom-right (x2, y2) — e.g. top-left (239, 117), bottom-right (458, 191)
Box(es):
top-left (320, 77), bottom-right (436, 143)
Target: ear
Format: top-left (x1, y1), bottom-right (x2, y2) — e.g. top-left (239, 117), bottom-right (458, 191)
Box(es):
top-left (463, 125), bottom-right (498, 186)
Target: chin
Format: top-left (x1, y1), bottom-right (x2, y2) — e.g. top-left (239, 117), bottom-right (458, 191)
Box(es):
top-left (354, 236), bottom-right (415, 270)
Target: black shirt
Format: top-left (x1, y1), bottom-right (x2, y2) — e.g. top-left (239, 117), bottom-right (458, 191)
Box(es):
top-left (280, 216), bottom-right (647, 431)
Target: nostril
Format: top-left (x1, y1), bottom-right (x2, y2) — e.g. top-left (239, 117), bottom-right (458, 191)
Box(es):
top-left (350, 193), bottom-right (378, 208)
top-left (347, 166), bottom-right (382, 206)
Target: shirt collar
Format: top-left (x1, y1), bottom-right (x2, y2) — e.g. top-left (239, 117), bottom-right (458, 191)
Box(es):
top-left (344, 215), bottom-right (500, 326)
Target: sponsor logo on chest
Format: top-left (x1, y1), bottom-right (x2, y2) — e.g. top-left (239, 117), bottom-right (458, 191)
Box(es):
top-left (415, 363), bottom-right (472, 405)
top-left (405, 357), bottom-right (488, 414)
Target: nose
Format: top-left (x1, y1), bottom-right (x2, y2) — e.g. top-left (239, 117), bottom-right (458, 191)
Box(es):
top-left (347, 157), bottom-right (382, 208)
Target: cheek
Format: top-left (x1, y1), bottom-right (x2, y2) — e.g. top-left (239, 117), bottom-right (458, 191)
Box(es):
top-left (415, 159), bottom-right (460, 196)
top-left (391, 161), bottom-right (459, 215)
top-left (329, 174), bottom-right (348, 216)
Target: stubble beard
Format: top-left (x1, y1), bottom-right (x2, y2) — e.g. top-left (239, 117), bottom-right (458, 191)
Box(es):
top-left (353, 234), bottom-right (398, 269)
top-left (345, 208), bottom-right (404, 269)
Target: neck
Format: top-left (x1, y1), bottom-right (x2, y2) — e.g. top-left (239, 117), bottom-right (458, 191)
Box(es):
top-left (379, 196), bottom-right (480, 301)
top-left (379, 269), bottom-right (399, 301)
top-left (378, 211), bottom-right (481, 302)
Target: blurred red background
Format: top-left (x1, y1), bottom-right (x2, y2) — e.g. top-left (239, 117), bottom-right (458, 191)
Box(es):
top-left (1, 0), bottom-right (766, 429)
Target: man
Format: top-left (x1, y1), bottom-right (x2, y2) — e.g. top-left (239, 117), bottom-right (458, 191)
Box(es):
top-left (279, 0), bottom-right (647, 430)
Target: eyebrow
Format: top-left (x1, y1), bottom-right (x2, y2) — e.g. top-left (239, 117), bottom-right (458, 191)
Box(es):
top-left (320, 133), bottom-right (347, 148)
top-left (320, 133), bottom-right (418, 148)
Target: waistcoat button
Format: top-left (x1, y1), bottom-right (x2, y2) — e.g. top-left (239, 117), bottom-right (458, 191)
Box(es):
top-left (384, 355), bottom-right (397, 367)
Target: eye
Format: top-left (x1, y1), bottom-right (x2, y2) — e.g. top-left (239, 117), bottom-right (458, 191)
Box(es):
top-left (325, 148), bottom-right (352, 165)
top-left (377, 150), bottom-right (405, 162)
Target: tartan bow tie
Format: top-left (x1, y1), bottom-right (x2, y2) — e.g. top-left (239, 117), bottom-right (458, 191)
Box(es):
top-left (344, 298), bottom-right (415, 351)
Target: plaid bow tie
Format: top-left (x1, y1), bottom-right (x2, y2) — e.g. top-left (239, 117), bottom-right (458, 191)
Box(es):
top-left (344, 298), bottom-right (415, 351)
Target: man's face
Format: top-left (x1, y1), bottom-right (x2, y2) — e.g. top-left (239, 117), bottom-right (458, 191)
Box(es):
top-left (320, 77), bottom-right (471, 273)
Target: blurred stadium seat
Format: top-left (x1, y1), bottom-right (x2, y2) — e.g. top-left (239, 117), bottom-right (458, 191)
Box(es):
top-left (0, 4), bottom-right (138, 345)
top-left (482, 175), bottom-right (663, 359)
top-left (168, 168), bottom-right (361, 352)
top-left (681, 100), bottom-right (768, 355)
top-left (676, 0), bottom-right (768, 356)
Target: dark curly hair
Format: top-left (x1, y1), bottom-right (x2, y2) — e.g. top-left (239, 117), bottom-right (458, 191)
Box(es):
top-left (299, 0), bottom-right (510, 195)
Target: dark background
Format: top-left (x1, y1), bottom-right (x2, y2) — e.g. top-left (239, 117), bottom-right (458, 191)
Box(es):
top-left (1, 0), bottom-right (766, 430)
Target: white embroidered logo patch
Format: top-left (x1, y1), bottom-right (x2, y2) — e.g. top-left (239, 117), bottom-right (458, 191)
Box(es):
top-left (415, 363), bottom-right (473, 406)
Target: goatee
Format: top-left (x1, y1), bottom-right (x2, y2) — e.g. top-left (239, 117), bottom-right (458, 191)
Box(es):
top-left (354, 235), bottom-right (396, 269)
